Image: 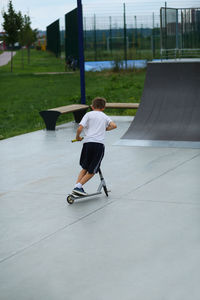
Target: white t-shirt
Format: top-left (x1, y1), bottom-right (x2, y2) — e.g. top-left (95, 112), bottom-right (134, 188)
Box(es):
top-left (80, 110), bottom-right (112, 144)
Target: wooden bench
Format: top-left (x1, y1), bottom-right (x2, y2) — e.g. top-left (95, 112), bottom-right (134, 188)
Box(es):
top-left (39, 102), bottom-right (140, 130)
top-left (40, 104), bottom-right (89, 130)
top-left (105, 102), bottom-right (139, 109)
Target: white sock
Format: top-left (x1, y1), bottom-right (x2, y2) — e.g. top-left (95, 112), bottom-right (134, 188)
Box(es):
top-left (75, 183), bottom-right (82, 189)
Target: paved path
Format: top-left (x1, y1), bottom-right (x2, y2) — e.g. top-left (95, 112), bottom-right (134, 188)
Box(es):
top-left (0, 117), bottom-right (200, 300)
top-left (0, 51), bottom-right (16, 66)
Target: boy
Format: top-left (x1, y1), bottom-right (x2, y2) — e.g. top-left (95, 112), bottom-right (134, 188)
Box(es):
top-left (72, 97), bottom-right (117, 196)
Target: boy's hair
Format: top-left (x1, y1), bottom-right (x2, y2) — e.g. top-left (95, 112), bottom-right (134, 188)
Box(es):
top-left (92, 97), bottom-right (106, 109)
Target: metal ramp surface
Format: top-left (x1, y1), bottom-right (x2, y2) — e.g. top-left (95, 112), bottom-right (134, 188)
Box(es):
top-left (119, 60), bottom-right (200, 148)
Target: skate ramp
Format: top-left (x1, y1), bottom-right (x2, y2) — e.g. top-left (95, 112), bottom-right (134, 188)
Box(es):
top-left (120, 60), bottom-right (200, 148)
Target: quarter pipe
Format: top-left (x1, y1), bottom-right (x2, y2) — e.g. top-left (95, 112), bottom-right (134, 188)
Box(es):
top-left (120, 60), bottom-right (200, 147)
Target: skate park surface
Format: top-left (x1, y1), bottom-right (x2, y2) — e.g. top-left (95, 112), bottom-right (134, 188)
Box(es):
top-left (0, 116), bottom-right (200, 300)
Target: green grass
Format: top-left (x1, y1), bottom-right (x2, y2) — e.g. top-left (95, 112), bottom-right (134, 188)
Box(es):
top-left (0, 49), bottom-right (65, 74)
top-left (0, 49), bottom-right (146, 139)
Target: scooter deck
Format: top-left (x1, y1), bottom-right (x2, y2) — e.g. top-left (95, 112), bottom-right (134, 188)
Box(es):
top-left (71, 191), bottom-right (102, 200)
top-left (67, 191), bottom-right (103, 204)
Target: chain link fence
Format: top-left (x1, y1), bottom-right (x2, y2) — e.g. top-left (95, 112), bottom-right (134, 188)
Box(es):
top-left (82, 11), bottom-right (161, 61)
top-left (160, 7), bottom-right (200, 58)
top-left (46, 5), bottom-right (200, 63)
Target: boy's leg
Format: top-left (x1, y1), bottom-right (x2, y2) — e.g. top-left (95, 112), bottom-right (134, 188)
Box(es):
top-left (79, 172), bottom-right (94, 185)
top-left (75, 169), bottom-right (94, 186)
top-left (73, 171), bottom-right (94, 196)
top-left (76, 169), bottom-right (87, 184)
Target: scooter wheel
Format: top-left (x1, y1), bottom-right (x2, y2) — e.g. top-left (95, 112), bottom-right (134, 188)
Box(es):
top-left (103, 185), bottom-right (109, 197)
top-left (67, 195), bottom-right (74, 204)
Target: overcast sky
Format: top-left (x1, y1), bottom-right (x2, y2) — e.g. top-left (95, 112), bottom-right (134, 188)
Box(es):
top-left (0, 0), bottom-right (198, 31)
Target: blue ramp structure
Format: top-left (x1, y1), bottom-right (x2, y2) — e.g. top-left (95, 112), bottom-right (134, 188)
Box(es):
top-left (120, 60), bottom-right (200, 148)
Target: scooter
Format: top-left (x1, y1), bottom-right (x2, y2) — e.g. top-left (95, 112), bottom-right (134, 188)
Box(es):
top-left (66, 139), bottom-right (109, 204)
top-left (67, 168), bottom-right (109, 204)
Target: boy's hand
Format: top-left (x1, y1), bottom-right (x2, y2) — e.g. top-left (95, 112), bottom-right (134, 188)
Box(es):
top-left (75, 125), bottom-right (84, 141)
top-left (106, 121), bottom-right (117, 131)
top-left (72, 136), bottom-right (84, 142)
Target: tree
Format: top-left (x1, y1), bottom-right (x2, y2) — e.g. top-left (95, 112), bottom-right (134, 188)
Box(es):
top-left (18, 13), bottom-right (26, 68)
top-left (21, 15), bottom-right (37, 64)
top-left (2, 0), bottom-right (23, 72)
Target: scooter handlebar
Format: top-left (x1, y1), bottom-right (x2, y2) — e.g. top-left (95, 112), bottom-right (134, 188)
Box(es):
top-left (71, 138), bottom-right (84, 143)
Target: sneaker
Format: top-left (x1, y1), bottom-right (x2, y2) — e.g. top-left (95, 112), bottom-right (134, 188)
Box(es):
top-left (72, 187), bottom-right (87, 196)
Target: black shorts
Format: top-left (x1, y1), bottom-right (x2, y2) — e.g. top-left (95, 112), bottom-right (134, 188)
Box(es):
top-left (80, 142), bottom-right (105, 174)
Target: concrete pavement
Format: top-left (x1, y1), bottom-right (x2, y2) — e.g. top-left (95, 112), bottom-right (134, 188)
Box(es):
top-left (0, 116), bottom-right (200, 300)
top-left (0, 51), bottom-right (16, 66)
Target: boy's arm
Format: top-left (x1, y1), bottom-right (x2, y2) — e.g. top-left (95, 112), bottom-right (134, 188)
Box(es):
top-left (106, 121), bottom-right (117, 131)
top-left (76, 125), bottom-right (84, 141)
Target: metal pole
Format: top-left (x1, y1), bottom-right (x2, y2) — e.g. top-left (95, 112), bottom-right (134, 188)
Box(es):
top-left (94, 14), bottom-right (97, 61)
top-left (134, 16), bottom-right (138, 54)
top-left (123, 3), bottom-right (127, 69)
top-left (160, 7), bottom-right (163, 59)
top-left (165, 1), bottom-right (168, 59)
top-left (180, 9), bottom-right (183, 50)
top-left (140, 24), bottom-right (143, 51)
top-left (175, 9), bottom-right (179, 58)
top-left (84, 17), bottom-right (87, 50)
top-left (109, 16), bottom-right (112, 54)
top-left (77, 0), bottom-right (86, 104)
top-left (152, 12), bottom-right (155, 58)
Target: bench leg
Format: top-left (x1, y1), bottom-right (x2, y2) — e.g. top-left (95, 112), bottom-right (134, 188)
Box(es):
top-left (39, 111), bottom-right (61, 130)
top-left (73, 109), bottom-right (88, 123)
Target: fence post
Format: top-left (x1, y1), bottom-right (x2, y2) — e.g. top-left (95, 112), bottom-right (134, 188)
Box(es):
top-left (134, 16), bottom-right (138, 56)
top-left (140, 24), bottom-right (143, 54)
top-left (175, 9), bottom-right (179, 58)
top-left (160, 8), bottom-right (163, 59)
top-left (180, 9), bottom-right (183, 50)
top-left (123, 3), bottom-right (127, 69)
top-left (109, 16), bottom-right (112, 54)
top-left (84, 17), bottom-right (87, 50)
top-left (152, 12), bottom-right (155, 58)
top-left (165, 1), bottom-right (168, 59)
top-left (94, 14), bottom-right (97, 61)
